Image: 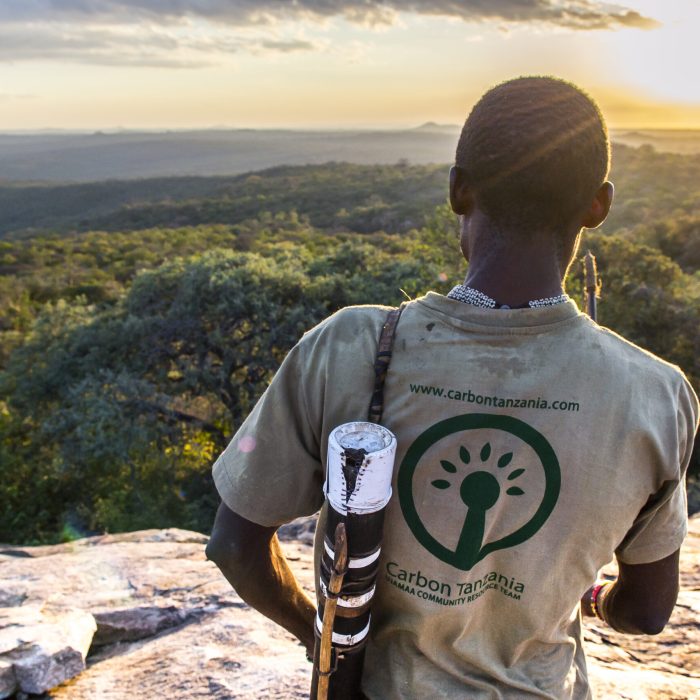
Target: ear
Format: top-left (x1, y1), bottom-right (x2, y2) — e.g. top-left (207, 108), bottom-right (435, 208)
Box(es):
top-left (581, 181), bottom-right (614, 229)
top-left (449, 166), bottom-right (474, 216)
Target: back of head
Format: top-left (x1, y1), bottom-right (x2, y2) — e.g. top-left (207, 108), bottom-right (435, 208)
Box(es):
top-left (455, 76), bottom-right (610, 236)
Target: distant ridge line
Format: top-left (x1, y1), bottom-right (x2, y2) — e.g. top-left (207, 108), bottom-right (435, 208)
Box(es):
top-left (0, 128), bottom-right (698, 183)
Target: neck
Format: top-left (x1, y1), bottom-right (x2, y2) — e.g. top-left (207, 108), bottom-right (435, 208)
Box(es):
top-left (463, 235), bottom-right (567, 307)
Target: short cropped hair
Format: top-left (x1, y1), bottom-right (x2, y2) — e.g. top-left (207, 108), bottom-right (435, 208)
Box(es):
top-left (455, 76), bottom-right (610, 234)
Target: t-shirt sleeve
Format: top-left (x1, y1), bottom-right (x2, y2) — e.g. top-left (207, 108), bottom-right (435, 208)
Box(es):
top-left (211, 338), bottom-right (325, 528)
top-left (616, 375), bottom-right (699, 565)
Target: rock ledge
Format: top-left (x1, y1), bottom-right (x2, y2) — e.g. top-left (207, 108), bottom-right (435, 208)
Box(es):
top-left (0, 518), bottom-right (698, 698)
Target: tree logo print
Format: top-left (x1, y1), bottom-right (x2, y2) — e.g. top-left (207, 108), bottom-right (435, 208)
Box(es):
top-left (398, 414), bottom-right (560, 571)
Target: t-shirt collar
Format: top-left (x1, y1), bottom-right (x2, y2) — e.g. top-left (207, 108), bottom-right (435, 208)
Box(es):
top-left (416, 291), bottom-right (583, 329)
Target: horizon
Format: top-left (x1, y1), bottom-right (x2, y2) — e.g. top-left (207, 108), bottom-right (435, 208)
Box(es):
top-left (3, 125), bottom-right (700, 136)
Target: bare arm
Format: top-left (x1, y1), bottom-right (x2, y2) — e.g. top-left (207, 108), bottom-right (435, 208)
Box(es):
top-left (205, 501), bottom-right (316, 655)
top-left (581, 549), bottom-right (680, 635)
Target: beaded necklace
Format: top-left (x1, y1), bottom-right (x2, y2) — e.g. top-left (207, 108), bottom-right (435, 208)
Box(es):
top-left (447, 284), bottom-right (569, 310)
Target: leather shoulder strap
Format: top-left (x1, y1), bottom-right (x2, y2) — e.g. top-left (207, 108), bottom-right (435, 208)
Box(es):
top-left (367, 303), bottom-right (406, 425)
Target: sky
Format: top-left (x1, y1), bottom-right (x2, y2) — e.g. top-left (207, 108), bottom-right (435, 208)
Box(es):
top-left (0, 0), bottom-right (699, 131)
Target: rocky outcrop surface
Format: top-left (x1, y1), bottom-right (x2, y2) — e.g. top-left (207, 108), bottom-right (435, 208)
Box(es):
top-left (0, 527), bottom-right (315, 699)
top-left (0, 518), bottom-right (698, 698)
top-left (0, 606), bottom-right (95, 697)
top-left (583, 514), bottom-right (700, 700)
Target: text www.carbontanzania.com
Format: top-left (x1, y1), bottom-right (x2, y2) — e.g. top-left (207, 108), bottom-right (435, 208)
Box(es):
top-left (408, 383), bottom-right (580, 412)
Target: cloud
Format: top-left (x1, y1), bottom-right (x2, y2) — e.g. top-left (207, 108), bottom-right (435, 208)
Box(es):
top-left (0, 24), bottom-right (323, 68)
top-left (259, 39), bottom-right (321, 53)
top-left (0, 25), bottom-right (210, 68)
top-left (0, 1), bottom-right (658, 68)
top-left (0, 1), bottom-right (659, 31)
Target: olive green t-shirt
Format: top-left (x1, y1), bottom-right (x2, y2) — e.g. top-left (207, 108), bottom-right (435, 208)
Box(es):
top-left (212, 293), bottom-right (699, 699)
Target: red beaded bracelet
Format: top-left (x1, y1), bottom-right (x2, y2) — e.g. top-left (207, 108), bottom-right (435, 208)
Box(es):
top-left (591, 581), bottom-right (611, 621)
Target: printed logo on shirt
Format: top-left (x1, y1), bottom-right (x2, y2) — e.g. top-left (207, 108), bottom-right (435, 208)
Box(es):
top-left (397, 413), bottom-right (560, 571)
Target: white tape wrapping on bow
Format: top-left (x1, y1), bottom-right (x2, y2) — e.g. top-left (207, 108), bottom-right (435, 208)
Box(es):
top-left (315, 613), bottom-right (371, 647)
top-left (320, 579), bottom-right (376, 608)
top-left (323, 539), bottom-right (381, 570)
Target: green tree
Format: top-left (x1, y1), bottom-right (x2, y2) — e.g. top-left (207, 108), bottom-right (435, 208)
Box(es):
top-left (0, 243), bottom-right (435, 541)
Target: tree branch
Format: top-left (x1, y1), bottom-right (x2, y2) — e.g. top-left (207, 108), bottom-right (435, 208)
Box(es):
top-left (125, 398), bottom-right (227, 447)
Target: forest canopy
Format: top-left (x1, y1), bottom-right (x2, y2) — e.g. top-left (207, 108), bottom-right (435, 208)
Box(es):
top-left (1, 148), bottom-right (699, 544)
